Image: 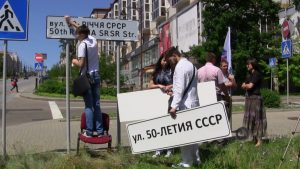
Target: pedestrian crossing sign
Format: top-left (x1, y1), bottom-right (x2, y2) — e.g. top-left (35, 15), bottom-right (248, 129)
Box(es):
top-left (281, 39), bottom-right (292, 59)
top-left (34, 62), bottom-right (43, 72)
top-left (0, 0), bottom-right (28, 40)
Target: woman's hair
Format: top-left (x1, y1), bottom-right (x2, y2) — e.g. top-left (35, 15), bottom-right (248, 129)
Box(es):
top-left (247, 57), bottom-right (260, 71)
top-left (152, 54), bottom-right (171, 82)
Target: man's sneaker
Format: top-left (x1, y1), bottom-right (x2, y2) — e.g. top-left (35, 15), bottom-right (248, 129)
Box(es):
top-left (97, 133), bottom-right (104, 137)
top-left (152, 150), bottom-right (161, 158)
top-left (82, 131), bottom-right (92, 138)
top-left (164, 150), bottom-right (172, 158)
top-left (171, 162), bottom-right (191, 168)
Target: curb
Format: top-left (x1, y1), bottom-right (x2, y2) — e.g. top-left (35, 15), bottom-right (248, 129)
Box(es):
top-left (20, 93), bottom-right (117, 103)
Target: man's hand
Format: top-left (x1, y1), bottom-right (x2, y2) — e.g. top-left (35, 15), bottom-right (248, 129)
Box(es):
top-left (64, 16), bottom-right (71, 24)
top-left (169, 108), bottom-right (177, 119)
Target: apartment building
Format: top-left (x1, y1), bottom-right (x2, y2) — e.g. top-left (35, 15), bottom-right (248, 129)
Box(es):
top-left (91, 0), bottom-right (204, 90)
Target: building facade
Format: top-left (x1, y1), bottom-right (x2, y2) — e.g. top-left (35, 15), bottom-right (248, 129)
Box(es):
top-left (91, 0), bottom-right (204, 90)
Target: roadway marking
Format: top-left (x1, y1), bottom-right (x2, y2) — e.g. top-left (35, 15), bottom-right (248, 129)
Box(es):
top-left (48, 101), bottom-right (63, 119)
top-left (60, 106), bottom-right (116, 109)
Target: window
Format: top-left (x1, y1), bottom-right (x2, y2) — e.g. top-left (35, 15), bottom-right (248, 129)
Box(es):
top-left (146, 13), bottom-right (150, 20)
top-left (123, 1), bottom-right (126, 8)
top-left (132, 2), bottom-right (137, 9)
top-left (162, 0), bottom-right (165, 6)
top-left (145, 4), bottom-right (150, 11)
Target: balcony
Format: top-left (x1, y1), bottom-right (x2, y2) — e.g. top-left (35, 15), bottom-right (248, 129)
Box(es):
top-left (171, 0), bottom-right (190, 11)
top-left (152, 7), bottom-right (166, 22)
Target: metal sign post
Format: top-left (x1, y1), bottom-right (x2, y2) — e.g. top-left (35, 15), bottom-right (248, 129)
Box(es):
top-left (281, 40), bottom-right (292, 105)
top-left (116, 42), bottom-right (121, 146)
top-left (2, 40), bottom-right (7, 157)
top-left (0, 0), bottom-right (29, 157)
top-left (66, 43), bottom-right (70, 153)
top-left (287, 59), bottom-right (289, 104)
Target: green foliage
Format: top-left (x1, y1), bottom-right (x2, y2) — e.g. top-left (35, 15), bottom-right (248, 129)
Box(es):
top-left (190, 0), bottom-right (281, 93)
top-left (101, 87), bottom-right (129, 96)
top-left (99, 53), bottom-right (116, 85)
top-left (36, 79), bottom-right (66, 94)
top-left (278, 55), bottom-right (300, 88)
top-left (1, 136), bottom-right (300, 168)
top-left (261, 88), bottom-right (281, 108)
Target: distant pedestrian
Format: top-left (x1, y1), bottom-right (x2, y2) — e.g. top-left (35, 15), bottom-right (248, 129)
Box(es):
top-left (241, 58), bottom-right (267, 147)
top-left (166, 46), bottom-right (200, 168)
top-left (65, 16), bottom-right (104, 137)
top-left (10, 76), bottom-right (18, 93)
top-left (149, 53), bottom-right (174, 158)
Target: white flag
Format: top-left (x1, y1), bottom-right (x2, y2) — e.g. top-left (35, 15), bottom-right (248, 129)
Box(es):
top-left (221, 27), bottom-right (232, 73)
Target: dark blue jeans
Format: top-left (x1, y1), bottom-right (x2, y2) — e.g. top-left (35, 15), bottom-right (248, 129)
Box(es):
top-left (83, 73), bottom-right (103, 136)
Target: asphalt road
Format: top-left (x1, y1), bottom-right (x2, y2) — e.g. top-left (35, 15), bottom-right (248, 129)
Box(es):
top-left (0, 77), bottom-right (117, 126)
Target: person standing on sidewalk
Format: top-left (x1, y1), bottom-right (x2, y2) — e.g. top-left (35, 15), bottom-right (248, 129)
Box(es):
top-left (166, 46), bottom-right (200, 168)
top-left (220, 59), bottom-right (236, 122)
top-left (197, 52), bottom-right (229, 102)
top-left (241, 58), bottom-right (267, 147)
top-left (149, 53), bottom-right (174, 158)
top-left (65, 16), bottom-right (104, 137)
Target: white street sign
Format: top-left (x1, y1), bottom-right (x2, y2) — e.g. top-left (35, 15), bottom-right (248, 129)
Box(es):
top-left (117, 81), bottom-right (217, 122)
top-left (46, 16), bottom-right (139, 41)
top-left (127, 102), bottom-right (232, 154)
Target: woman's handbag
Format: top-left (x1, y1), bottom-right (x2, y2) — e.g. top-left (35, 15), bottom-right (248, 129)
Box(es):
top-left (72, 43), bottom-right (91, 97)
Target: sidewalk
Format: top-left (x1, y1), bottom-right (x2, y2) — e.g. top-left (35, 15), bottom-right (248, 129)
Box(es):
top-left (1, 91), bottom-right (299, 155)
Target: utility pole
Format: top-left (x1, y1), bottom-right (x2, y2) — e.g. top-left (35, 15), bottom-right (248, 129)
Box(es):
top-left (139, 0), bottom-right (144, 90)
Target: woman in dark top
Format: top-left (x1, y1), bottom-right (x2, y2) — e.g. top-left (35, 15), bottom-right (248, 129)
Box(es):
top-left (241, 58), bottom-right (267, 147)
top-left (149, 54), bottom-right (174, 158)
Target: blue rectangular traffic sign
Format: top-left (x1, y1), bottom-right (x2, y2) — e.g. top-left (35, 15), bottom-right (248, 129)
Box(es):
top-left (0, 0), bottom-right (29, 40)
top-left (34, 62), bottom-right (43, 72)
top-left (269, 57), bottom-right (276, 68)
top-left (281, 39), bottom-right (292, 58)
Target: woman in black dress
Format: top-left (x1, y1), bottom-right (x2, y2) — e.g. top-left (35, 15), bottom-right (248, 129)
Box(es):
top-left (241, 58), bottom-right (267, 147)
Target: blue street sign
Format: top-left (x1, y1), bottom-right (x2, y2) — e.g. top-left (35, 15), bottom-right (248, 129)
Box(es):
top-left (34, 62), bottom-right (43, 72)
top-left (0, 0), bottom-right (29, 40)
top-left (269, 57), bottom-right (276, 68)
top-left (281, 39), bottom-right (292, 59)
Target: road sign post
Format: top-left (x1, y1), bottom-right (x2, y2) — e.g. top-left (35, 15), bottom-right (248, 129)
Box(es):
top-left (0, 0), bottom-right (29, 157)
top-left (269, 57), bottom-right (276, 90)
top-left (0, 0), bottom-right (29, 40)
top-left (281, 39), bottom-right (292, 105)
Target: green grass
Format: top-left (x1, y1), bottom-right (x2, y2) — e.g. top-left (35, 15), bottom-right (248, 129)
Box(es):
top-left (1, 136), bottom-right (300, 169)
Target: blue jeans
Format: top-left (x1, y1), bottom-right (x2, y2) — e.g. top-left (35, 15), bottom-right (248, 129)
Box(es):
top-left (83, 73), bottom-right (103, 136)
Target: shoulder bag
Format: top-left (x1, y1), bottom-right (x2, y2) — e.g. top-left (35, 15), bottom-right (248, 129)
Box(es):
top-left (72, 43), bottom-right (91, 97)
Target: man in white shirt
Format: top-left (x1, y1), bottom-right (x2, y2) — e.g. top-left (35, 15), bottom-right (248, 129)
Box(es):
top-left (65, 16), bottom-right (104, 137)
top-left (166, 46), bottom-right (200, 168)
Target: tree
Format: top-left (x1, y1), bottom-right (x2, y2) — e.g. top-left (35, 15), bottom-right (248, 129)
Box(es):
top-left (188, 0), bottom-right (281, 93)
top-left (99, 53), bottom-right (116, 86)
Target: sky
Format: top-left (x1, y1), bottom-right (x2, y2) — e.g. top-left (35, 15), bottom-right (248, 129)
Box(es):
top-left (5, 0), bottom-right (112, 69)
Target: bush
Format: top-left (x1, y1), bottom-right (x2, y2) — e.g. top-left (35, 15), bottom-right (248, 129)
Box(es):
top-left (100, 87), bottom-right (129, 96)
top-left (261, 88), bottom-right (281, 108)
top-left (37, 79), bottom-right (66, 94)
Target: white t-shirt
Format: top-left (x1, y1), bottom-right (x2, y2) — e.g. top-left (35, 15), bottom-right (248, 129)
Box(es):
top-left (77, 35), bottom-right (99, 74)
